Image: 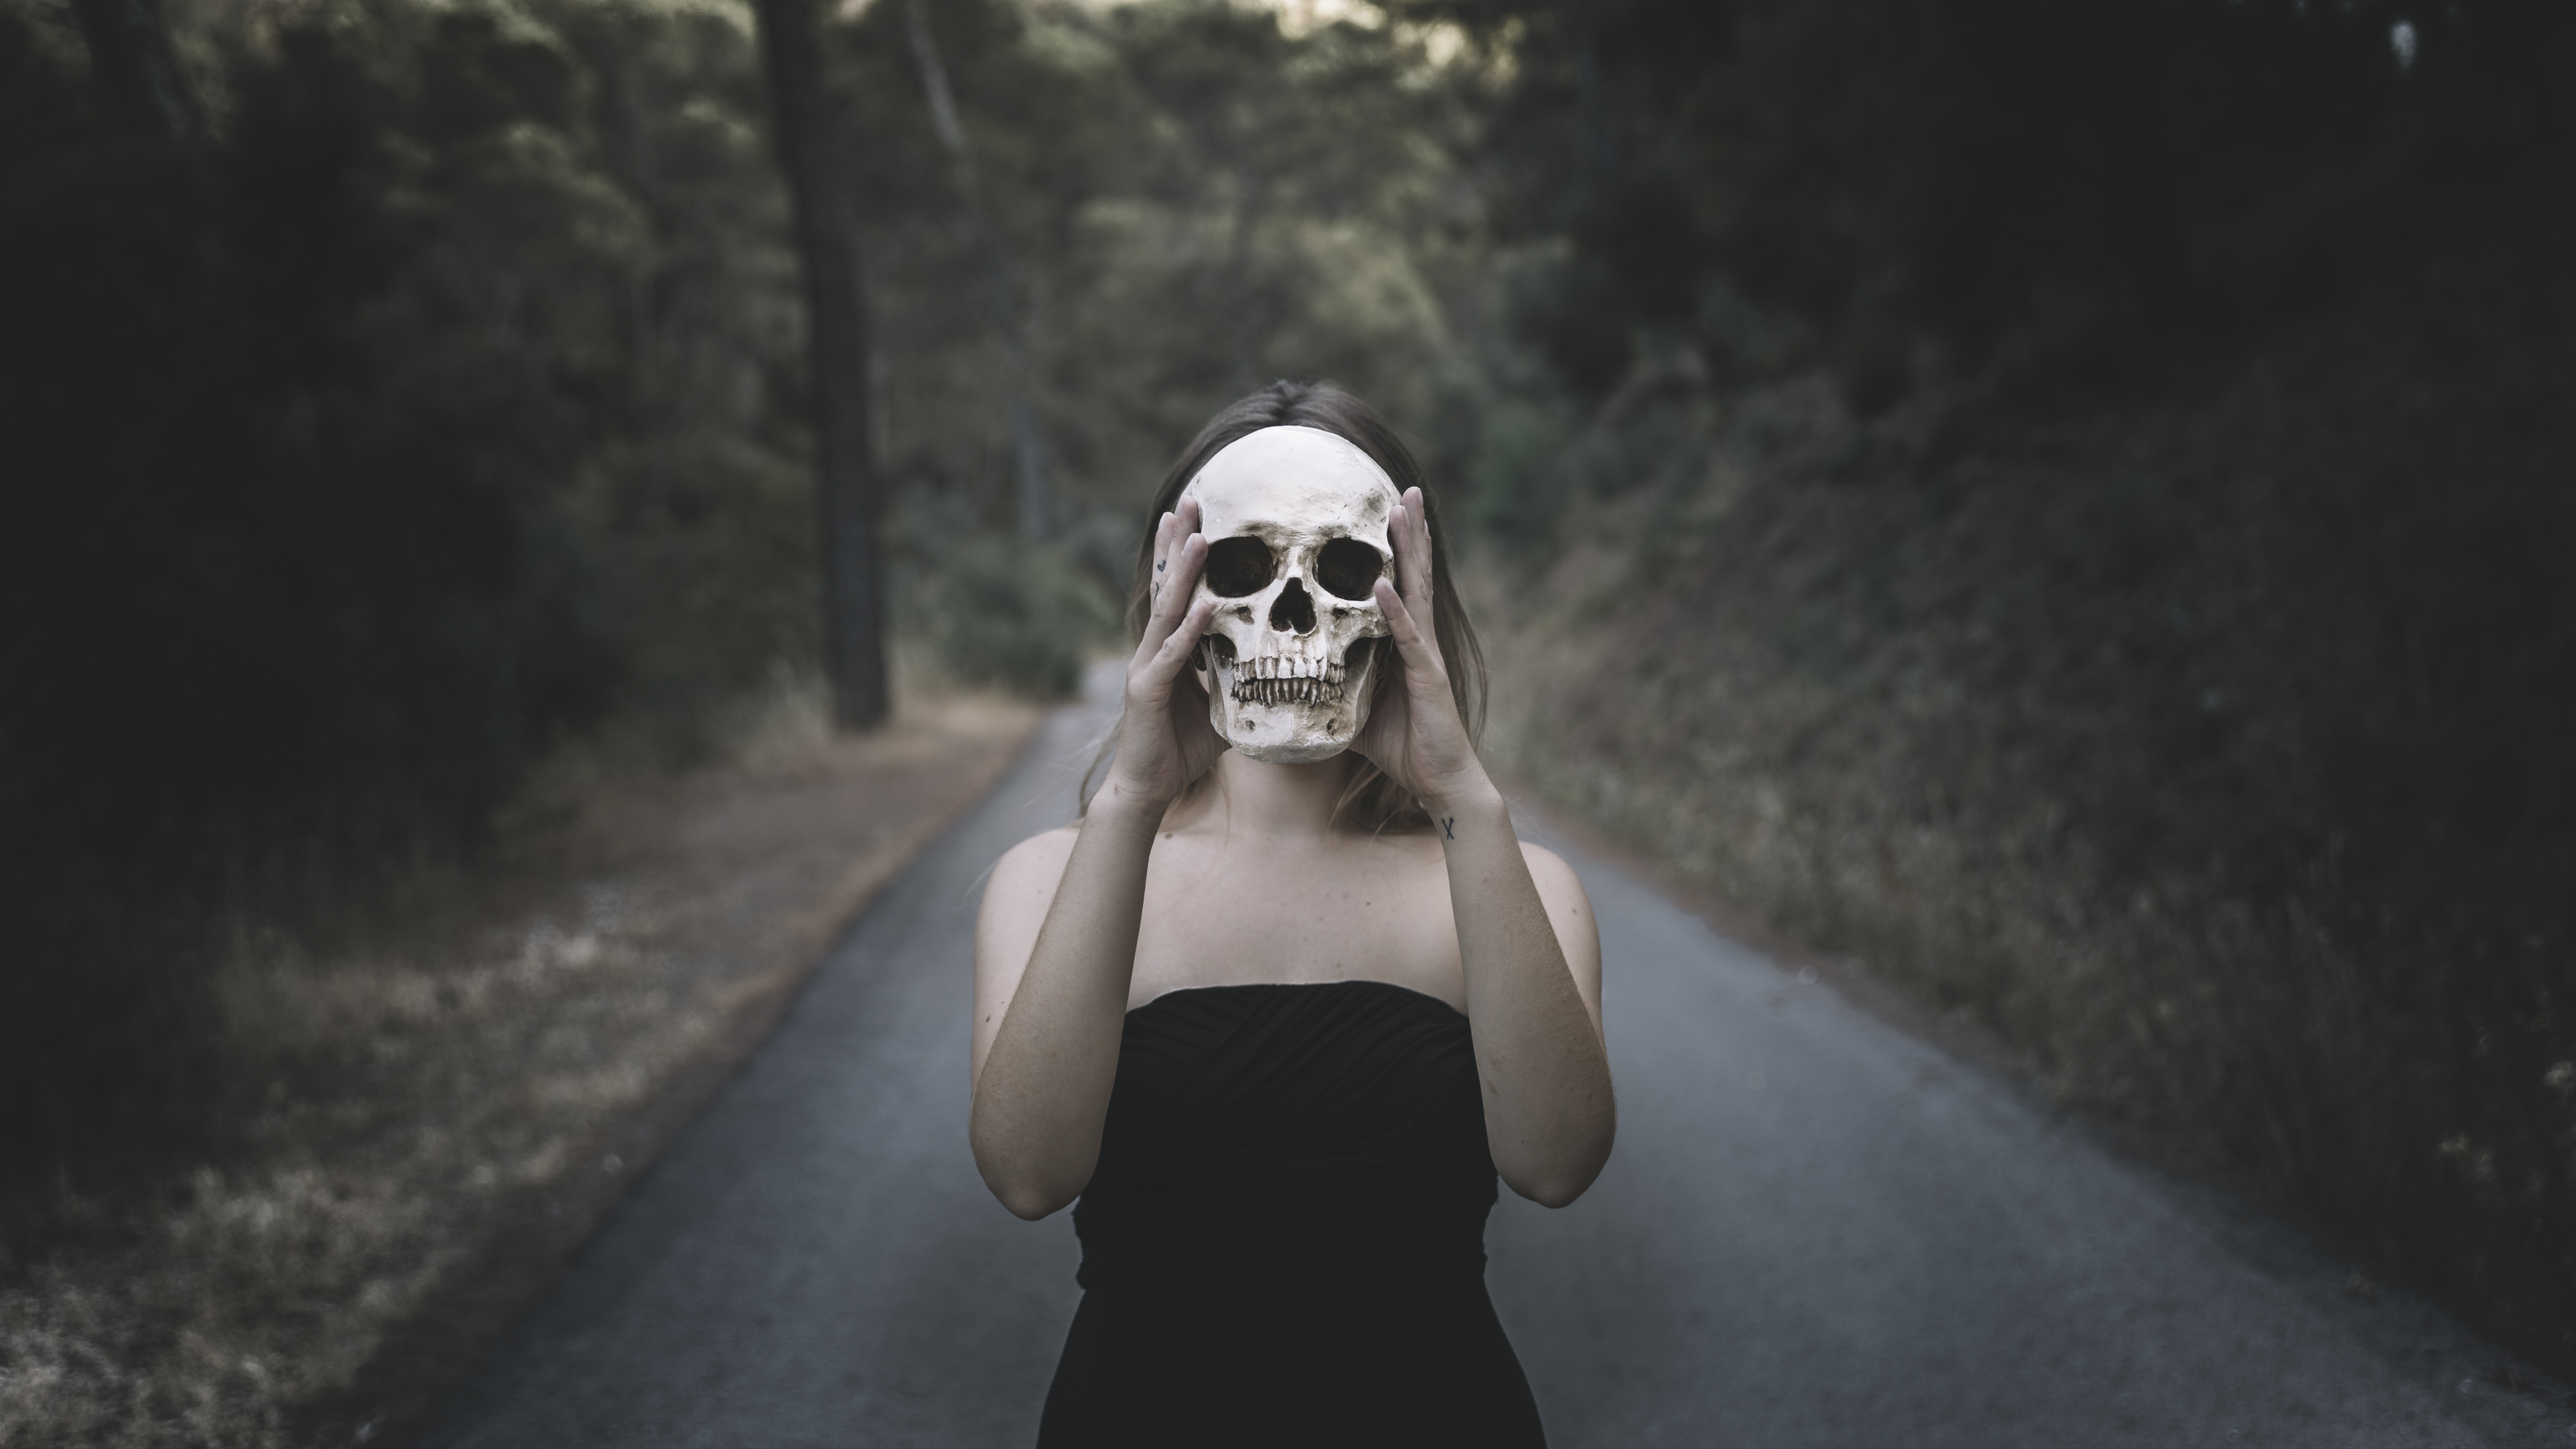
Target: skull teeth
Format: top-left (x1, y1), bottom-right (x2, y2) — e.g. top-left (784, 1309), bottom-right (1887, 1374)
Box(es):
top-left (1232, 676), bottom-right (1346, 705)
top-left (1226, 655), bottom-right (1347, 706)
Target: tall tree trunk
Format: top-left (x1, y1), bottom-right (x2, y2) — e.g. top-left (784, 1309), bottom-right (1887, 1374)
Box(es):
top-left (69, 0), bottom-right (198, 140)
top-left (753, 0), bottom-right (889, 730)
top-left (906, 0), bottom-right (1051, 542)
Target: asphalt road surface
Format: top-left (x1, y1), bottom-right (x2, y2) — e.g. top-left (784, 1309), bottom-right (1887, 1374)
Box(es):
top-left (415, 671), bottom-right (2570, 1449)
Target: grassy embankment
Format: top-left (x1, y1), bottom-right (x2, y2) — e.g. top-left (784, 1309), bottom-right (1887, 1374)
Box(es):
top-left (0, 683), bottom-right (1037, 1449)
top-left (1471, 158), bottom-right (2576, 1373)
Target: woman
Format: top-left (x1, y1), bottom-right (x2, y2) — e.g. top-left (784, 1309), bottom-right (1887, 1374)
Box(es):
top-left (970, 382), bottom-right (1616, 1447)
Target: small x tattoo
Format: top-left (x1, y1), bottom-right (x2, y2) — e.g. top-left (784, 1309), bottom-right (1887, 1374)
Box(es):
top-left (1157, 560), bottom-right (1166, 572)
top-left (1440, 817), bottom-right (1456, 840)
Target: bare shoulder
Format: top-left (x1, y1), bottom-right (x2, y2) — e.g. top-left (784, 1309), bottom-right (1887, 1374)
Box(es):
top-left (972, 825), bottom-right (1082, 1085)
top-left (1518, 841), bottom-right (1592, 915)
top-left (1517, 841), bottom-right (1603, 1023)
top-left (982, 825), bottom-right (1080, 924)
top-left (994, 824), bottom-right (1080, 885)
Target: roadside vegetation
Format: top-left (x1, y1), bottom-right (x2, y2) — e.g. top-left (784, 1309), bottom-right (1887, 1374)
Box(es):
top-left (1443, 0), bottom-right (2576, 1375)
top-left (1, 0), bottom-right (1477, 1436)
top-left (3, 0), bottom-right (2570, 1433)
top-left (0, 681), bottom-right (1034, 1446)
top-left (0, 0), bottom-right (1473, 1166)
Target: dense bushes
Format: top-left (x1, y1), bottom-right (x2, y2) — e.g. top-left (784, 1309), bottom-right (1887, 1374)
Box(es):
top-left (1413, 0), bottom-right (2569, 406)
top-left (1455, 3), bottom-right (2576, 1368)
top-left (0, 0), bottom-right (815, 1155)
top-left (1487, 330), bottom-right (2576, 1372)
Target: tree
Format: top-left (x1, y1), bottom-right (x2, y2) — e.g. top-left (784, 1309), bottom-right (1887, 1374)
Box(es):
top-left (906, 0), bottom-right (1052, 542)
top-left (753, 0), bottom-right (891, 729)
top-left (66, 0), bottom-right (197, 140)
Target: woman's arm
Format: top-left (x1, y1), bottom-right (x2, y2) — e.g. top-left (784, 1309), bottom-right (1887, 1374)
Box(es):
top-left (1432, 789), bottom-right (1614, 1206)
top-left (969, 789), bottom-right (1163, 1219)
top-left (1360, 489), bottom-right (1616, 1207)
top-left (968, 502), bottom-right (1218, 1220)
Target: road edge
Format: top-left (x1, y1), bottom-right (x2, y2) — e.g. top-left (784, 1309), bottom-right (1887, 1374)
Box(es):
top-left (316, 710), bottom-right (1050, 1449)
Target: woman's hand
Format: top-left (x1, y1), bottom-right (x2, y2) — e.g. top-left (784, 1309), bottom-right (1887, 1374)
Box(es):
top-left (1100, 496), bottom-right (1225, 816)
top-left (1358, 488), bottom-right (1614, 1205)
top-left (1354, 486), bottom-right (1489, 811)
top-left (969, 500), bottom-right (1222, 1217)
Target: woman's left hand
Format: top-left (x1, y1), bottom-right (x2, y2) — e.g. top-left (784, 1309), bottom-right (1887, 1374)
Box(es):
top-left (1354, 486), bottom-right (1490, 810)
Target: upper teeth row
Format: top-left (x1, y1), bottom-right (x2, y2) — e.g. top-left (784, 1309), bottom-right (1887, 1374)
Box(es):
top-left (1232, 676), bottom-right (1346, 706)
top-left (1231, 656), bottom-right (1346, 684)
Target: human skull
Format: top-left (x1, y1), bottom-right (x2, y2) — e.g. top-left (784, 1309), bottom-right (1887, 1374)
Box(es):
top-left (1183, 426), bottom-right (1397, 764)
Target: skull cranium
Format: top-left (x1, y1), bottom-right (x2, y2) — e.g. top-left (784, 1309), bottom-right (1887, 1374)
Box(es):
top-left (1182, 426), bottom-right (1397, 764)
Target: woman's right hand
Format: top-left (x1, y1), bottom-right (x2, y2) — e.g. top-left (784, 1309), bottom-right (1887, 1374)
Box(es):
top-left (1100, 496), bottom-right (1224, 814)
top-left (973, 500), bottom-right (1218, 1216)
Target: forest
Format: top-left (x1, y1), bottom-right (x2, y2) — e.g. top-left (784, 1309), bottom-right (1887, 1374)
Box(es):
top-left (3, 0), bottom-right (2572, 1425)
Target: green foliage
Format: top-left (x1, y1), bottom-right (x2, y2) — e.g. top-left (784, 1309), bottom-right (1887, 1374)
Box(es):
top-left (1464, 387), bottom-right (1579, 551)
top-left (834, 0), bottom-right (1479, 554)
top-left (0, 0), bottom-right (1494, 1157)
top-left (1423, 0), bottom-right (2576, 1375)
top-left (21, 0), bottom-right (2563, 1386)
top-left (1407, 0), bottom-right (2571, 408)
top-left (1478, 131), bottom-right (2576, 1368)
top-left (909, 534), bottom-right (1117, 699)
top-left (565, 435), bottom-right (821, 752)
top-left (0, 0), bottom-right (813, 1154)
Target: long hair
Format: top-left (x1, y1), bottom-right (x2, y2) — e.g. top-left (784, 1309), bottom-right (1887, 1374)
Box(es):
top-left (1085, 381), bottom-right (1487, 833)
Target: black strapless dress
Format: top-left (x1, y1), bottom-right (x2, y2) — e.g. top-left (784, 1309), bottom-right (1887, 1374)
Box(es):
top-left (1035, 981), bottom-right (1547, 1448)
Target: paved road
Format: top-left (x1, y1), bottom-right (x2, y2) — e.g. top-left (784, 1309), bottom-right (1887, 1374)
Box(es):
top-left (415, 673), bottom-right (2569, 1448)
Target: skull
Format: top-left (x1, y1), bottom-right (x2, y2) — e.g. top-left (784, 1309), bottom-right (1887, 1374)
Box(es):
top-left (1182, 426), bottom-right (1397, 764)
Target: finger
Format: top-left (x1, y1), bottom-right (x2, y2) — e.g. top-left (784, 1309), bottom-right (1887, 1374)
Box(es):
top-left (1167, 500), bottom-right (1208, 620)
top-left (1140, 509), bottom-right (1176, 654)
top-left (1373, 576), bottom-right (1442, 679)
top-left (1385, 492), bottom-right (1431, 612)
top-left (1399, 487), bottom-right (1435, 619)
top-left (1385, 498), bottom-right (1413, 596)
top-left (1137, 532), bottom-right (1207, 660)
top-left (1141, 596), bottom-right (1215, 692)
top-left (1161, 499), bottom-right (1203, 594)
top-left (1148, 508), bottom-right (1178, 608)
top-left (1167, 520), bottom-right (1208, 596)
top-left (1151, 515), bottom-right (1199, 626)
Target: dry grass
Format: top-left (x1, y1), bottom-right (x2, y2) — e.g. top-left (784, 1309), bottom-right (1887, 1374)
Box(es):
top-left (0, 679), bottom-right (1038, 1449)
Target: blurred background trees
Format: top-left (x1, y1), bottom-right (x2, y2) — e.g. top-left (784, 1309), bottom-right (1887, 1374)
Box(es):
top-left (0, 0), bottom-right (1477, 1156)
top-left (3, 0), bottom-right (814, 1151)
top-left (1409, 0), bottom-right (2576, 1371)
top-left (2, 0), bottom-right (2570, 1374)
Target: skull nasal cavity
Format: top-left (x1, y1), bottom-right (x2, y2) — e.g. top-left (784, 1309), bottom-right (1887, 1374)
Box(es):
top-left (1268, 577), bottom-right (1317, 635)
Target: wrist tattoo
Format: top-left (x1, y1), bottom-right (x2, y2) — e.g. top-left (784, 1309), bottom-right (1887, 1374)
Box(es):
top-left (1440, 816), bottom-right (1456, 841)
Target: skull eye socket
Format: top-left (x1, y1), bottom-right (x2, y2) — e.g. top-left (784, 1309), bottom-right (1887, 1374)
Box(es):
top-left (1315, 538), bottom-right (1385, 601)
top-left (1203, 536), bottom-right (1275, 597)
